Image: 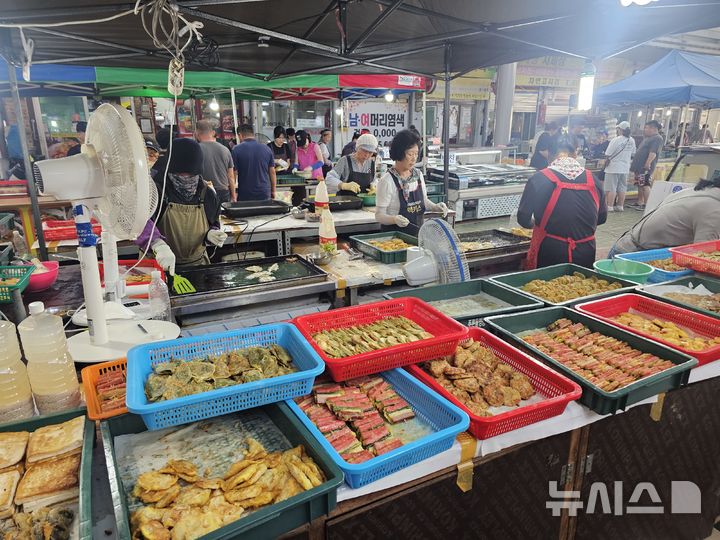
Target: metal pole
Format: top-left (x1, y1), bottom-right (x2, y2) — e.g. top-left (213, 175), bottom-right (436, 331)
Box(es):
top-left (230, 87), bottom-right (240, 144)
top-left (678, 101), bottom-right (690, 158)
top-left (30, 97), bottom-right (48, 158)
top-left (422, 90), bottom-right (427, 174)
top-left (2, 44), bottom-right (48, 260)
top-left (442, 43), bottom-right (452, 200)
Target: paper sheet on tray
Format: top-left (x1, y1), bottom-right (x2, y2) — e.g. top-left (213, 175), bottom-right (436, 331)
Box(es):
top-left (113, 410), bottom-right (292, 514)
top-left (642, 283), bottom-right (714, 296)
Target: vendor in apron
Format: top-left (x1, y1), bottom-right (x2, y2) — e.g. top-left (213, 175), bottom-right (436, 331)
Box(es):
top-left (151, 138), bottom-right (226, 267)
top-left (325, 133), bottom-right (378, 196)
top-left (375, 129), bottom-right (449, 237)
top-left (517, 136), bottom-right (607, 269)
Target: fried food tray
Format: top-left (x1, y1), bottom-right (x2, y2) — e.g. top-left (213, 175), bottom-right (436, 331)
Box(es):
top-left (349, 231), bottom-right (418, 264)
top-left (406, 328), bottom-right (581, 439)
top-left (638, 275), bottom-right (720, 320)
top-left (0, 408), bottom-right (94, 540)
top-left (126, 323), bottom-right (325, 430)
top-left (286, 368), bottom-right (469, 488)
top-left (670, 239), bottom-right (720, 277)
top-left (485, 307), bottom-right (696, 414)
top-left (617, 247), bottom-right (694, 283)
top-left (292, 298), bottom-right (468, 382)
top-left (576, 293), bottom-right (720, 367)
top-left (489, 263), bottom-right (637, 307)
top-left (457, 229), bottom-right (531, 257)
top-left (384, 279), bottom-right (543, 326)
top-left (100, 404), bottom-right (343, 540)
top-left (170, 256), bottom-right (327, 301)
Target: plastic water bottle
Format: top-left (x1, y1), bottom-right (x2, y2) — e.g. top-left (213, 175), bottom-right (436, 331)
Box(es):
top-left (0, 321), bottom-right (34, 422)
top-left (148, 270), bottom-right (172, 322)
top-left (18, 302), bottom-right (80, 415)
top-left (12, 231), bottom-right (29, 259)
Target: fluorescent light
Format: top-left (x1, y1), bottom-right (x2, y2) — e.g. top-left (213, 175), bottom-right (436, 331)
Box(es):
top-left (261, 102), bottom-right (269, 107)
top-left (637, 110), bottom-right (643, 117)
top-left (620, 0), bottom-right (658, 5)
top-left (577, 60), bottom-right (596, 111)
top-left (50, 120), bottom-right (58, 127)
top-left (384, 91), bottom-right (394, 102)
top-left (335, 107), bottom-right (343, 116)
top-left (665, 109), bottom-right (672, 116)
top-left (209, 97), bottom-right (219, 111)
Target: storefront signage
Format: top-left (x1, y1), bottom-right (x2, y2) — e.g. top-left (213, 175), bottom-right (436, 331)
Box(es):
top-left (428, 69), bottom-right (493, 101)
top-left (517, 56), bottom-right (635, 88)
top-left (345, 100), bottom-right (408, 145)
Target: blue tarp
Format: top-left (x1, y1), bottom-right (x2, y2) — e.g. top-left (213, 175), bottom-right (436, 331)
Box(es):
top-left (0, 60), bottom-right (97, 96)
top-left (596, 50), bottom-right (720, 107)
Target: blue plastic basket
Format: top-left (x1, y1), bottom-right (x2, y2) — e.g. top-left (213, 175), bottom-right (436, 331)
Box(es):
top-left (126, 323), bottom-right (325, 430)
top-left (286, 368), bottom-right (470, 488)
top-left (617, 248), bottom-right (694, 283)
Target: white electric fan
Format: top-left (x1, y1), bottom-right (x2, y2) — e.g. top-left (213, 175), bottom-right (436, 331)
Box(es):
top-left (33, 103), bottom-right (180, 362)
top-left (403, 218), bottom-right (470, 286)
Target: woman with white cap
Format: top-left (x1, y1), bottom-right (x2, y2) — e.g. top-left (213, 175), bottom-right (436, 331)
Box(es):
top-left (375, 129), bottom-right (448, 236)
top-left (603, 121), bottom-right (636, 212)
top-left (326, 133), bottom-right (378, 195)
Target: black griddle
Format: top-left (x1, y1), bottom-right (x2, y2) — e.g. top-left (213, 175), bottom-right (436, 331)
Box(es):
top-left (221, 200), bottom-right (291, 218)
top-left (303, 195), bottom-right (363, 212)
top-left (457, 229), bottom-right (531, 257)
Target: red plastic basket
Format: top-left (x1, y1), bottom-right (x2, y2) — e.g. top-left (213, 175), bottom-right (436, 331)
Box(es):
top-left (291, 298), bottom-right (468, 382)
top-left (669, 240), bottom-right (720, 277)
top-left (406, 327), bottom-right (581, 440)
top-left (576, 293), bottom-right (720, 367)
top-left (43, 219), bottom-right (102, 241)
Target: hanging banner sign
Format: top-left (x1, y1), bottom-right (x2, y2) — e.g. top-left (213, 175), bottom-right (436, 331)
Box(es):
top-left (428, 70), bottom-right (493, 101)
top-left (345, 100), bottom-right (408, 146)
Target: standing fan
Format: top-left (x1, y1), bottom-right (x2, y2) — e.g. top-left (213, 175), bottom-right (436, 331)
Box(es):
top-left (402, 218), bottom-right (470, 286)
top-left (33, 104), bottom-right (180, 362)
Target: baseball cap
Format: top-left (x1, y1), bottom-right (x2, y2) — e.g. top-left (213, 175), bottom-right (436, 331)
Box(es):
top-left (356, 133), bottom-right (378, 153)
top-left (617, 121), bottom-right (630, 130)
top-left (145, 139), bottom-right (160, 152)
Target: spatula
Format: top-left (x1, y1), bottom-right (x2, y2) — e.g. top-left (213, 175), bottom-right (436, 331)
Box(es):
top-left (172, 273), bottom-right (196, 295)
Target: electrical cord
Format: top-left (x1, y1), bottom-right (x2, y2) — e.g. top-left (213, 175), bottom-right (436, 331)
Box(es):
top-left (242, 214), bottom-right (288, 260)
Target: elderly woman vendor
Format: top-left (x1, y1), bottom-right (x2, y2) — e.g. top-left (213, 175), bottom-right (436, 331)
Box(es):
top-left (325, 133), bottom-right (378, 195)
top-left (375, 129), bottom-right (448, 236)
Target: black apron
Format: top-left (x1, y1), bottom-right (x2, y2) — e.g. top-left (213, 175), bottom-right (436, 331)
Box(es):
top-left (381, 169), bottom-right (426, 237)
top-left (336, 156), bottom-right (375, 196)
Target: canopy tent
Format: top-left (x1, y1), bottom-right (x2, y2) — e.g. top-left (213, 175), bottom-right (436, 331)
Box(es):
top-left (595, 50), bottom-right (720, 107)
top-left (2, 1), bottom-right (720, 80)
top-left (0, 61), bottom-right (426, 99)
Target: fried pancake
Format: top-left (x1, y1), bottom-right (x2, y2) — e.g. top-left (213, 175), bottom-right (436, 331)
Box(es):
top-left (26, 416), bottom-right (84, 464)
top-left (0, 469), bottom-right (20, 518)
top-left (15, 453), bottom-right (81, 505)
top-left (0, 432), bottom-right (28, 470)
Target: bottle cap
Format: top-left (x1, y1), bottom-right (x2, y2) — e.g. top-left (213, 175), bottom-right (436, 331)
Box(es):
top-left (28, 301), bottom-right (44, 315)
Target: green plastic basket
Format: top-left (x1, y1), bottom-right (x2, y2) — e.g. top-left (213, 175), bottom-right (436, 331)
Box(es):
top-left (0, 265), bottom-right (34, 304)
top-left (101, 403), bottom-right (343, 540)
top-left (276, 173), bottom-right (308, 185)
top-left (425, 181), bottom-right (444, 195)
top-left (428, 194), bottom-right (445, 204)
top-left (384, 278), bottom-right (543, 326)
top-left (489, 263), bottom-right (637, 307)
top-left (0, 407), bottom-right (93, 540)
top-left (350, 231), bottom-right (418, 264)
top-left (485, 307), bottom-right (696, 415)
top-left (639, 275), bottom-right (720, 320)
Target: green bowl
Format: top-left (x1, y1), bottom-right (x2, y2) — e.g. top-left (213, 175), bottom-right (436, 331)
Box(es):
top-left (594, 258), bottom-right (654, 284)
top-left (358, 193), bottom-right (376, 206)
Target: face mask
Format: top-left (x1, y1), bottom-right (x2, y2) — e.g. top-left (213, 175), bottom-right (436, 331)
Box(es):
top-left (169, 173), bottom-right (200, 202)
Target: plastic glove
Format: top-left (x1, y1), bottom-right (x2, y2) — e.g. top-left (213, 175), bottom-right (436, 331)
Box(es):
top-left (394, 215), bottom-right (410, 228)
top-left (206, 229), bottom-right (228, 247)
top-left (291, 167), bottom-right (299, 174)
top-left (276, 159), bottom-right (289, 170)
top-left (152, 240), bottom-right (176, 276)
top-left (339, 181), bottom-right (361, 194)
top-left (303, 166), bottom-right (313, 173)
top-left (435, 202), bottom-right (449, 217)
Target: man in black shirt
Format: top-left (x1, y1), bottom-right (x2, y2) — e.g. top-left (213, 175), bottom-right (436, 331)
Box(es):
top-left (530, 122), bottom-right (559, 170)
top-left (629, 120), bottom-right (664, 210)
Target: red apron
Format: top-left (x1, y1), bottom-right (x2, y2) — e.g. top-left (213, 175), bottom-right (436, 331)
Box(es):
top-left (525, 169), bottom-right (600, 270)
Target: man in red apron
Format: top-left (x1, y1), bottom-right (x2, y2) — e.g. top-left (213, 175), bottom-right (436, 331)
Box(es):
top-left (517, 138), bottom-right (607, 269)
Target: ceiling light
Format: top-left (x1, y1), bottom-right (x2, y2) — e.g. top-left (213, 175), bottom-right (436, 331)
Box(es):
top-left (620, 0), bottom-right (658, 6)
top-left (261, 102), bottom-right (269, 107)
top-left (215, 112), bottom-right (220, 117)
top-left (577, 60), bottom-right (596, 112)
top-left (335, 107), bottom-right (343, 116)
top-left (384, 91), bottom-right (394, 102)
top-left (209, 97), bottom-right (219, 111)
top-left (258, 36), bottom-right (270, 48)
top-left (637, 110), bottom-right (643, 117)
top-left (665, 109), bottom-right (672, 116)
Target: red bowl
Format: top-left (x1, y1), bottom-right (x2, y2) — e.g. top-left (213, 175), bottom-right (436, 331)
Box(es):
top-left (26, 261), bottom-right (59, 292)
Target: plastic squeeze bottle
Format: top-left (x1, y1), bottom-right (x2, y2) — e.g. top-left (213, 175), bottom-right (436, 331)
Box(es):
top-left (18, 301), bottom-right (81, 414)
top-left (319, 208), bottom-right (337, 255)
top-left (148, 270), bottom-right (172, 322)
top-left (314, 179), bottom-right (329, 215)
top-left (0, 320), bottom-right (34, 422)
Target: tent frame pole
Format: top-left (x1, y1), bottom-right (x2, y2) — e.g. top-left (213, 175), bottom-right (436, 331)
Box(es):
top-left (678, 101), bottom-right (690, 158)
top-left (442, 43), bottom-right (452, 200)
top-left (230, 87), bottom-right (239, 145)
top-left (1, 31), bottom-right (48, 260)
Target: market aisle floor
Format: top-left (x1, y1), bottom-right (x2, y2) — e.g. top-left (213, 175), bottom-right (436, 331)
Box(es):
top-left (454, 207), bottom-right (642, 258)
